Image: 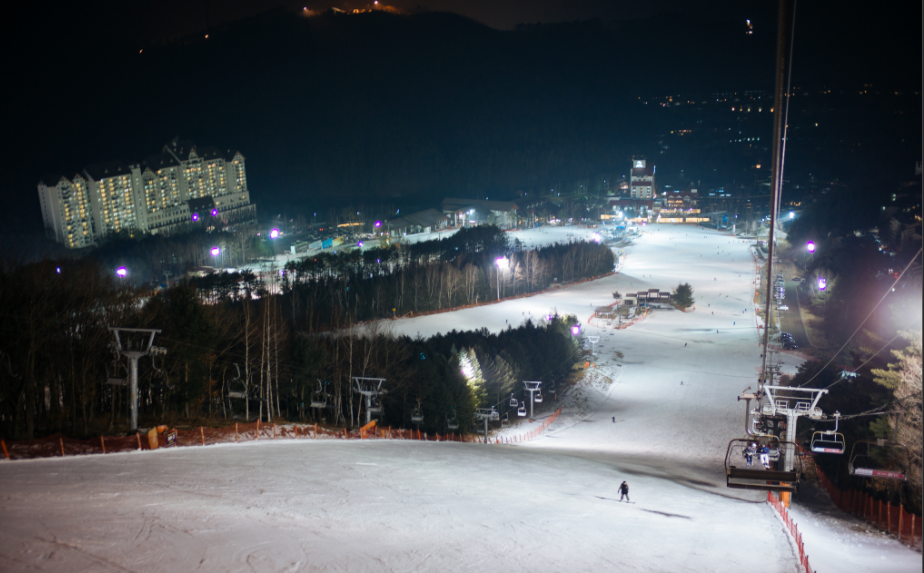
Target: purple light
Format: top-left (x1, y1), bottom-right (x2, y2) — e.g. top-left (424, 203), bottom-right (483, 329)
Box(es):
top-left (211, 247), bottom-right (220, 256)
top-left (116, 267), bottom-right (127, 277)
top-left (571, 325), bottom-right (581, 335)
top-left (191, 213), bottom-right (199, 222)
top-left (211, 209), bottom-right (218, 217)
top-left (374, 221), bottom-right (382, 228)
top-left (806, 241), bottom-right (815, 253)
top-left (270, 229), bottom-right (279, 239)
top-left (818, 277), bottom-right (827, 291)
top-left (358, 241), bottom-right (364, 247)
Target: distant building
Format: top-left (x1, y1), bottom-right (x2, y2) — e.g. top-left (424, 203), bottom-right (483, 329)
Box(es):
top-left (630, 158), bottom-right (655, 199)
top-left (441, 198), bottom-right (518, 229)
top-left (382, 208), bottom-right (449, 235)
top-left (39, 139), bottom-right (256, 248)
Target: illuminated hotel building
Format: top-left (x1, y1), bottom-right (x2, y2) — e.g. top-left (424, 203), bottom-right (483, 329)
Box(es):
top-left (630, 158), bottom-right (655, 199)
top-left (39, 140), bottom-right (256, 248)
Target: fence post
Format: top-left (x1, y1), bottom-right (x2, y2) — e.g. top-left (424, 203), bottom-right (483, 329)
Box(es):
top-left (898, 507), bottom-right (904, 544)
top-left (235, 423), bottom-right (239, 442)
top-left (343, 428), bottom-right (348, 439)
top-left (314, 423), bottom-right (318, 437)
top-left (887, 503), bottom-right (892, 534)
top-left (59, 437), bottom-right (65, 457)
top-left (100, 436), bottom-right (106, 454)
top-left (273, 424), bottom-right (277, 439)
top-left (295, 425), bottom-right (298, 438)
top-left (136, 432), bottom-right (142, 450)
top-left (0, 440), bottom-right (8, 459)
top-left (200, 427), bottom-right (205, 446)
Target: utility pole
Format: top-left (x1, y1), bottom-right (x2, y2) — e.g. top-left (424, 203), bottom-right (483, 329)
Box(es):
top-left (109, 327), bottom-right (165, 432)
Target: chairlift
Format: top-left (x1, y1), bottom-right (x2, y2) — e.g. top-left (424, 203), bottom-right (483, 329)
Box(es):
top-left (848, 440), bottom-right (908, 481)
top-left (368, 396), bottom-right (383, 414)
top-left (534, 390), bottom-right (543, 403)
top-left (446, 408), bottom-right (459, 430)
top-left (810, 414), bottom-right (845, 454)
top-left (411, 408), bottom-right (424, 424)
top-left (517, 403), bottom-right (527, 417)
top-left (227, 364), bottom-right (247, 399)
top-left (501, 413), bottom-right (510, 427)
top-left (509, 393), bottom-right (518, 408)
top-left (724, 437), bottom-right (799, 492)
top-left (309, 379), bottom-right (329, 408)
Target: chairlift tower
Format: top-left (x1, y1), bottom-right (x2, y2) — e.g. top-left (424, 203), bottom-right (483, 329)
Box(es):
top-left (108, 327), bottom-right (165, 432)
top-left (522, 381), bottom-right (542, 418)
top-left (586, 335), bottom-right (600, 356)
top-left (352, 377), bottom-right (386, 425)
top-left (474, 407), bottom-right (499, 440)
top-left (748, 384), bottom-right (828, 504)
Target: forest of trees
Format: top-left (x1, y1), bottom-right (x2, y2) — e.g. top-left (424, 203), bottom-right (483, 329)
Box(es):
top-left (0, 226), bottom-right (601, 440)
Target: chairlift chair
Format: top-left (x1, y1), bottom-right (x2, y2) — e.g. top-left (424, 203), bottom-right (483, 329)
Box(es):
top-left (309, 379), bottom-right (329, 408)
top-left (368, 397), bottom-right (383, 414)
top-left (848, 440), bottom-right (908, 481)
top-left (411, 408), bottom-right (424, 424)
top-left (446, 409), bottom-right (459, 430)
top-left (517, 403), bottom-right (527, 417)
top-left (724, 437), bottom-right (799, 493)
top-left (501, 413), bottom-right (510, 427)
top-left (509, 393), bottom-right (518, 407)
top-left (534, 390), bottom-right (543, 403)
top-left (810, 413), bottom-right (845, 454)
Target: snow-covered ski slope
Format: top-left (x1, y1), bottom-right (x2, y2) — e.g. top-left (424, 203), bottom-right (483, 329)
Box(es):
top-left (1, 225), bottom-right (919, 573)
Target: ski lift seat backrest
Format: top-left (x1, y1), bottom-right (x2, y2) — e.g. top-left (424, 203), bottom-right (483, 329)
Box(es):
top-left (517, 404), bottom-right (527, 417)
top-left (811, 431), bottom-right (845, 454)
top-left (509, 395), bottom-right (518, 407)
top-left (534, 391), bottom-right (543, 403)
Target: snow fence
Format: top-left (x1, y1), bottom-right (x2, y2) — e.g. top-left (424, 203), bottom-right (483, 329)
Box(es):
top-left (490, 408), bottom-right (561, 444)
top-left (816, 465), bottom-right (922, 550)
top-left (767, 491), bottom-right (815, 573)
top-left (0, 421), bottom-right (488, 461)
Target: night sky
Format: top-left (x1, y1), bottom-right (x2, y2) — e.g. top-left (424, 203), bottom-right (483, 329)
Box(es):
top-left (2, 0), bottom-right (920, 242)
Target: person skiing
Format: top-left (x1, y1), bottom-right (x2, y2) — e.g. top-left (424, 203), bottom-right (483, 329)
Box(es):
top-left (744, 443), bottom-right (757, 468)
top-left (758, 444), bottom-right (771, 469)
top-left (618, 481), bottom-right (629, 502)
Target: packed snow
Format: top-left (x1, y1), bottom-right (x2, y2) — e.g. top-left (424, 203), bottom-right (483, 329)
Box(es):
top-left (1, 224), bottom-right (919, 573)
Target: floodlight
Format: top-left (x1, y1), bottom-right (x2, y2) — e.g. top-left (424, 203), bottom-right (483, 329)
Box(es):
top-left (116, 267), bottom-right (127, 277)
top-left (270, 229), bottom-right (279, 239)
top-left (806, 241), bottom-right (815, 253)
top-left (818, 277), bottom-right (827, 291)
top-left (211, 247), bottom-right (220, 256)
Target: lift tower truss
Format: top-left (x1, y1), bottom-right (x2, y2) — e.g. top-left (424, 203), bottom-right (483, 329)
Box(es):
top-left (108, 327), bottom-right (165, 432)
top-left (352, 377), bottom-right (386, 425)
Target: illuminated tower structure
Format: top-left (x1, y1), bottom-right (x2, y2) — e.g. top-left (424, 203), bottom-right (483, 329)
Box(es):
top-left (630, 158), bottom-right (655, 199)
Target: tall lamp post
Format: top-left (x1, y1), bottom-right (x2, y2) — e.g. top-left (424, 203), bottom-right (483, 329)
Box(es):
top-left (116, 266), bottom-right (127, 288)
top-left (495, 256), bottom-right (508, 300)
top-left (211, 246), bottom-right (222, 269)
top-left (806, 241), bottom-right (815, 266)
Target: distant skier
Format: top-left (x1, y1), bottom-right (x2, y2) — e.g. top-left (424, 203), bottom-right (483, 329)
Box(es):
top-left (758, 444), bottom-right (770, 469)
top-left (612, 416), bottom-right (615, 423)
top-left (684, 342), bottom-right (688, 347)
top-left (618, 481), bottom-right (630, 502)
top-left (744, 443), bottom-right (757, 468)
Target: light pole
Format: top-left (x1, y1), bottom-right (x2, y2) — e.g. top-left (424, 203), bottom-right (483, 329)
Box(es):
top-left (495, 256), bottom-right (508, 300)
top-left (806, 241), bottom-right (815, 266)
top-left (116, 266), bottom-right (127, 288)
top-left (818, 276), bottom-right (827, 324)
top-left (211, 246), bottom-right (221, 268)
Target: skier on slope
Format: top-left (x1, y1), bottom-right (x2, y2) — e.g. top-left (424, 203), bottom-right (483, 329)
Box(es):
top-left (758, 444), bottom-right (771, 469)
top-left (744, 443), bottom-right (757, 468)
top-left (618, 481), bottom-right (630, 502)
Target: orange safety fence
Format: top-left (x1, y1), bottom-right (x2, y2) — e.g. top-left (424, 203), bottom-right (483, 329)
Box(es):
top-left (0, 420), bottom-right (484, 461)
top-left (816, 465), bottom-right (922, 550)
top-left (766, 491), bottom-right (814, 573)
top-left (491, 408), bottom-right (562, 445)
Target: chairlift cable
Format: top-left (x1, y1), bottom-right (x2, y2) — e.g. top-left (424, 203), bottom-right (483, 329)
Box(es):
top-left (797, 247), bottom-right (922, 389)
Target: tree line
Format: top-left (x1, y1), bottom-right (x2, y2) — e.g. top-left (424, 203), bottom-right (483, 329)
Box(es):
top-left (0, 226), bottom-right (596, 440)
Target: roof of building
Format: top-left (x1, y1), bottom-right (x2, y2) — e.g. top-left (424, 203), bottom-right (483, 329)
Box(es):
top-left (198, 146), bottom-right (224, 161)
top-left (441, 198), bottom-right (519, 213)
top-left (144, 153), bottom-right (181, 172)
top-left (84, 161), bottom-right (133, 181)
top-left (403, 208), bottom-right (447, 229)
top-left (383, 216), bottom-right (411, 230)
top-left (225, 149), bottom-right (244, 161)
top-left (631, 166), bottom-right (654, 176)
top-left (164, 138), bottom-right (197, 160)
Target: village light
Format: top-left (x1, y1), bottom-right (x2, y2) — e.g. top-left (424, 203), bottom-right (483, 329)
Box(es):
top-left (806, 241), bottom-right (815, 253)
top-left (270, 228), bottom-right (279, 239)
top-left (211, 247), bottom-right (220, 257)
top-left (818, 277), bottom-right (827, 291)
top-left (571, 325), bottom-right (581, 336)
top-left (116, 267), bottom-right (127, 278)
top-left (495, 256), bottom-right (508, 300)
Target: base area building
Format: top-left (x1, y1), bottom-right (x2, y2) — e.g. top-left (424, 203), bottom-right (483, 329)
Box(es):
top-left (38, 139), bottom-right (256, 249)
